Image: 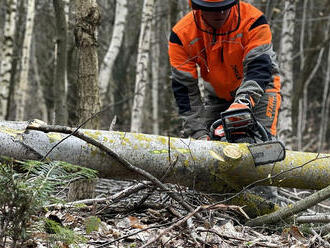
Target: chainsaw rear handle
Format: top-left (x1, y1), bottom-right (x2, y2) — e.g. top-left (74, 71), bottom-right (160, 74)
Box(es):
top-left (209, 108), bottom-right (270, 143)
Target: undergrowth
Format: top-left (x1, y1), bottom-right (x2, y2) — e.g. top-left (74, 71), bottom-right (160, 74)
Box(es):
top-left (0, 157), bottom-right (97, 248)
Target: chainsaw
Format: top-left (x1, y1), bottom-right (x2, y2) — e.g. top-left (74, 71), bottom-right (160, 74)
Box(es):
top-left (209, 108), bottom-right (286, 166)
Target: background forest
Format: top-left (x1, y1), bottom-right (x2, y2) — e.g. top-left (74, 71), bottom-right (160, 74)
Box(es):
top-left (0, 0), bottom-right (330, 153)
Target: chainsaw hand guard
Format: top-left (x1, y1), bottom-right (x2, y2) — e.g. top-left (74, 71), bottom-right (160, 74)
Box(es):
top-left (209, 108), bottom-right (270, 143)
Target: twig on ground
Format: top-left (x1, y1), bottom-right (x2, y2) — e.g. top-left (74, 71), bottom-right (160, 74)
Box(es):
top-left (140, 205), bottom-right (202, 248)
top-left (279, 188), bottom-right (330, 210)
top-left (197, 228), bottom-right (249, 242)
top-left (140, 204), bottom-right (247, 248)
top-left (27, 124), bottom-right (203, 222)
top-left (94, 220), bottom-right (180, 248)
top-left (311, 229), bottom-right (330, 247)
top-left (46, 182), bottom-right (151, 208)
top-left (246, 185), bottom-right (330, 227)
top-left (276, 194), bottom-right (316, 214)
top-left (314, 223), bottom-right (330, 235)
top-left (296, 214), bottom-right (330, 224)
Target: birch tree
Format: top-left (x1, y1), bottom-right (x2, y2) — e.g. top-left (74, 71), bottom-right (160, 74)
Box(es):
top-left (130, 0), bottom-right (155, 133)
top-left (53, 0), bottom-right (68, 125)
top-left (0, 0), bottom-right (17, 120)
top-left (278, 0), bottom-right (296, 149)
top-left (14, 0), bottom-right (36, 121)
top-left (98, 0), bottom-right (128, 106)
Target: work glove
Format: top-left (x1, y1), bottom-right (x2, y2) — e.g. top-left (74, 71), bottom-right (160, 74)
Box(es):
top-left (227, 102), bottom-right (249, 111)
top-left (223, 103), bottom-right (250, 126)
top-left (198, 135), bottom-right (209, 140)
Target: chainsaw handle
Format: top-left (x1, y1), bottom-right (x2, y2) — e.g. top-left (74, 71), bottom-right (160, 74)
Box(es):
top-left (255, 120), bottom-right (270, 142)
top-left (209, 119), bottom-right (224, 140)
top-left (209, 108), bottom-right (271, 143)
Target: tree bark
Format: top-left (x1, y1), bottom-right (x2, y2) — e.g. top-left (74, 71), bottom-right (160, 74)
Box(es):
top-left (98, 0), bottom-right (128, 107)
top-left (72, 0), bottom-right (101, 200)
top-left (278, 0), bottom-right (296, 149)
top-left (296, 214), bottom-right (330, 224)
top-left (53, 0), bottom-right (68, 125)
top-left (151, 1), bottom-right (160, 135)
top-left (0, 120), bottom-right (329, 193)
top-left (31, 38), bottom-right (48, 122)
top-left (297, 48), bottom-right (325, 150)
top-left (317, 22), bottom-right (330, 152)
top-left (74, 0), bottom-right (101, 129)
top-left (130, 0), bottom-right (155, 133)
top-left (14, 0), bottom-right (36, 121)
top-left (0, 0), bottom-right (17, 120)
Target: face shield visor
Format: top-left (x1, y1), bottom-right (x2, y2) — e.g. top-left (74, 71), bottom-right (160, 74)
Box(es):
top-left (190, 0), bottom-right (241, 36)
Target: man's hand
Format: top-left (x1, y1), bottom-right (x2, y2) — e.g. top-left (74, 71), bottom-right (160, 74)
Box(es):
top-left (223, 103), bottom-right (250, 127)
top-left (227, 103), bottom-right (249, 111)
top-left (197, 134), bottom-right (209, 140)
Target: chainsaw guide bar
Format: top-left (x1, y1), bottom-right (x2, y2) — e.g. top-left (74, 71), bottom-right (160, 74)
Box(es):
top-left (248, 141), bottom-right (286, 166)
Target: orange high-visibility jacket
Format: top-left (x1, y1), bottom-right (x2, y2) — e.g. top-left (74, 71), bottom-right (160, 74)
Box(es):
top-left (168, 1), bottom-right (280, 138)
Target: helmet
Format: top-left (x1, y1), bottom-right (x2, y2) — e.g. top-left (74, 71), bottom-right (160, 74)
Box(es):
top-left (189, 0), bottom-right (238, 11)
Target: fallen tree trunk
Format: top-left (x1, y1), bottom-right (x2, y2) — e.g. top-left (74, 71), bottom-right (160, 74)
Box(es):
top-left (0, 120), bottom-right (329, 194)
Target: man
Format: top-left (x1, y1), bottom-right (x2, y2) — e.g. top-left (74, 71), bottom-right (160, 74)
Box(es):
top-left (168, 0), bottom-right (281, 140)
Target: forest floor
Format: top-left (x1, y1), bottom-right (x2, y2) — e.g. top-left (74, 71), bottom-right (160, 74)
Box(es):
top-left (22, 179), bottom-right (330, 248)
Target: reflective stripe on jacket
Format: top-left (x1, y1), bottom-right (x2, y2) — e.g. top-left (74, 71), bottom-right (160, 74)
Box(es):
top-left (168, 2), bottom-right (280, 138)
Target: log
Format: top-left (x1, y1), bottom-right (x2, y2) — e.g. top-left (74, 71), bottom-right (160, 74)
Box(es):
top-left (0, 120), bottom-right (329, 195)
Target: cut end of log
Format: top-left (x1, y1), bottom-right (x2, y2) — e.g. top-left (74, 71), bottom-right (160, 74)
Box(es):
top-left (209, 150), bottom-right (225, 162)
top-left (223, 145), bottom-right (242, 160)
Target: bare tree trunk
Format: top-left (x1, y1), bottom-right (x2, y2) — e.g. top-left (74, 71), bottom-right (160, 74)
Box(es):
top-left (278, 0), bottom-right (296, 150)
top-left (318, 39), bottom-right (330, 152)
top-left (53, 0), bottom-right (68, 125)
top-left (130, 0), bottom-right (155, 133)
top-left (297, 48), bottom-right (325, 150)
top-left (98, 0), bottom-right (127, 107)
top-left (299, 0), bottom-right (308, 71)
top-left (71, 0), bottom-right (101, 201)
top-left (31, 38), bottom-right (48, 122)
top-left (151, 1), bottom-right (160, 135)
top-left (63, 0), bottom-right (69, 23)
top-left (14, 0), bottom-right (35, 121)
top-left (0, 0), bottom-right (17, 120)
top-left (74, 0), bottom-right (101, 129)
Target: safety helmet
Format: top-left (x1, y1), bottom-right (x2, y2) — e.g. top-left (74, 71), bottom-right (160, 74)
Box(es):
top-left (189, 0), bottom-right (238, 11)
